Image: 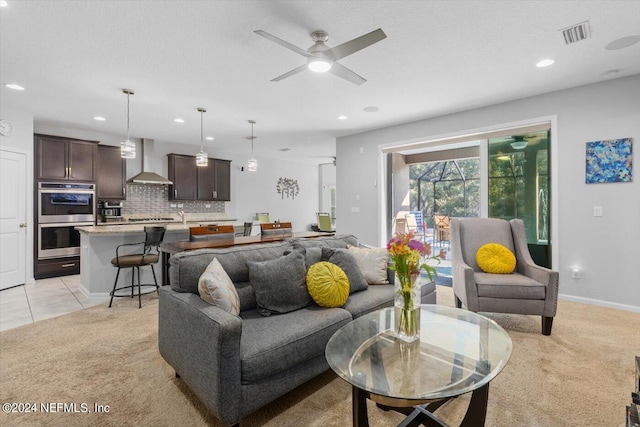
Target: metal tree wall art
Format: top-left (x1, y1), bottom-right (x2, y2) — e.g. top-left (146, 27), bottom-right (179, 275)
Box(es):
top-left (276, 177), bottom-right (300, 199)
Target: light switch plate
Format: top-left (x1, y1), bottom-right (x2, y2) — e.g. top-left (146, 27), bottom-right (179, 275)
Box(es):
top-left (593, 206), bottom-right (603, 217)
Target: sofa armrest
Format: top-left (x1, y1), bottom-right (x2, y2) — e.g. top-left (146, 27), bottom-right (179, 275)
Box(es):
top-left (158, 287), bottom-right (243, 426)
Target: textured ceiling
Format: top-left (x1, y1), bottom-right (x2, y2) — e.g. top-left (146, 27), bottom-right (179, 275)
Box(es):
top-left (1, 1), bottom-right (639, 162)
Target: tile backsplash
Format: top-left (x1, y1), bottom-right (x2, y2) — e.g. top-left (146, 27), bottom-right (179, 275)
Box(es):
top-left (121, 184), bottom-right (225, 215)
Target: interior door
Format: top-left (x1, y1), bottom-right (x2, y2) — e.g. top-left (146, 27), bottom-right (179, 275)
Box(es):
top-left (0, 148), bottom-right (27, 289)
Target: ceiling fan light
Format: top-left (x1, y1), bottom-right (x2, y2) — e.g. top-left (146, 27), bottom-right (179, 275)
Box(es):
top-left (308, 59), bottom-right (332, 73)
top-left (121, 139), bottom-right (136, 159)
top-left (511, 141), bottom-right (528, 150)
top-left (247, 158), bottom-right (258, 172)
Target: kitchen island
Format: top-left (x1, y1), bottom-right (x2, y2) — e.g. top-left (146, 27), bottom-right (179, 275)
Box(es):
top-left (75, 219), bottom-right (260, 298)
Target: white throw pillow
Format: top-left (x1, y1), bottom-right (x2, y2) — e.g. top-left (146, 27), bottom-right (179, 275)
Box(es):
top-left (347, 245), bottom-right (389, 285)
top-left (198, 258), bottom-right (240, 315)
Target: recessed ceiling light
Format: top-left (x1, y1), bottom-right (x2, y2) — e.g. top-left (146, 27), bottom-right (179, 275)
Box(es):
top-left (93, 116), bottom-right (106, 121)
top-left (363, 106), bottom-right (379, 113)
top-left (205, 136), bottom-right (214, 141)
top-left (338, 115), bottom-right (348, 120)
top-left (0, 1), bottom-right (8, 8)
top-left (605, 35), bottom-right (640, 51)
top-left (174, 118), bottom-right (184, 123)
top-left (536, 59), bottom-right (555, 68)
top-left (4, 83), bottom-right (25, 90)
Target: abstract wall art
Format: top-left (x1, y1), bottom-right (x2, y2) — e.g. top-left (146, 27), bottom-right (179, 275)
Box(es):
top-left (585, 137), bottom-right (633, 184)
top-left (276, 177), bottom-right (300, 199)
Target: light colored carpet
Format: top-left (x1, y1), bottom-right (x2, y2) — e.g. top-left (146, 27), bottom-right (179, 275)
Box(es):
top-left (0, 286), bottom-right (637, 427)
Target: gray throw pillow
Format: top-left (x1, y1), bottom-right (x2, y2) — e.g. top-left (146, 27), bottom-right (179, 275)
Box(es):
top-left (283, 247), bottom-right (322, 270)
top-left (321, 248), bottom-right (369, 294)
top-left (248, 250), bottom-right (312, 316)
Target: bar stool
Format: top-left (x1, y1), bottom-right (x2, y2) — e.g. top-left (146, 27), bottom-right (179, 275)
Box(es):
top-left (109, 226), bottom-right (166, 308)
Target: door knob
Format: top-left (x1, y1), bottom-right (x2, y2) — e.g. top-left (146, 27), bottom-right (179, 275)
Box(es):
top-left (19, 223), bottom-right (27, 228)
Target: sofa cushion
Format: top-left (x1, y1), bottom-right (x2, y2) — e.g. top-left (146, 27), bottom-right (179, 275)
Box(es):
top-left (306, 261), bottom-right (350, 308)
top-left (322, 248), bottom-right (369, 294)
top-left (342, 285), bottom-right (394, 318)
top-left (239, 306), bottom-right (352, 383)
top-left (248, 250), bottom-right (312, 316)
top-left (197, 258), bottom-right (241, 315)
top-left (289, 234), bottom-right (358, 250)
top-left (168, 241), bottom-right (293, 300)
top-left (476, 243), bottom-right (516, 274)
top-left (347, 245), bottom-right (389, 285)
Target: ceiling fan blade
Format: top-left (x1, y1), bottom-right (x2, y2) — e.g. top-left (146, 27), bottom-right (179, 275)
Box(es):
top-left (328, 28), bottom-right (387, 61)
top-left (271, 64), bottom-right (308, 82)
top-left (254, 30), bottom-right (312, 58)
top-left (329, 62), bottom-right (366, 85)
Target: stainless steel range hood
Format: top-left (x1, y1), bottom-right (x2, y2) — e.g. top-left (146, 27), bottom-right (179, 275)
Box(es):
top-left (126, 138), bottom-right (173, 185)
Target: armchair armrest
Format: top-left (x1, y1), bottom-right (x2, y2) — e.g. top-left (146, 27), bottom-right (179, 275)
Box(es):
top-left (452, 258), bottom-right (479, 311)
top-left (519, 261), bottom-right (559, 317)
top-left (158, 288), bottom-right (243, 425)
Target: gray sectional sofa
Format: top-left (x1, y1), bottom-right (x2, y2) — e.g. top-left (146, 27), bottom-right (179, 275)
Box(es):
top-left (158, 234), bottom-right (436, 426)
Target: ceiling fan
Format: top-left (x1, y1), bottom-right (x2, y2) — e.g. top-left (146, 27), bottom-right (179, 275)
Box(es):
top-left (254, 28), bottom-right (387, 85)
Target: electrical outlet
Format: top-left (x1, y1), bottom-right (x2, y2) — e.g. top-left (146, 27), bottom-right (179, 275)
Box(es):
top-left (177, 203), bottom-right (184, 208)
top-left (205, 204), bottom-right (211, 208)
top-left (571, 267), bottom-right (581, 279)
top-left (170, 203), bottom-right (176, 208)
top-left (593, 206), bottom-right (603, 217)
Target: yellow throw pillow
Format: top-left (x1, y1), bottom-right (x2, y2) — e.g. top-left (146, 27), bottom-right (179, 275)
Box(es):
top-left (476, 243), bottom-right (516, 274)
top-left (306, 262), bottom-right (350, 308)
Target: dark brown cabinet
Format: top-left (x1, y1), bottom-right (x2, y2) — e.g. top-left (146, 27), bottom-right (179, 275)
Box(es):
top-left (169, 154), bottom-right (231, 201)
top-left (197, 158), bottom-right (231, 201)
top-left (35, 134), bottom-right (98, 181)
top-left (168, 154), bottom-right (197, 200)
top-left (97, 145), bottom-right (126, 200)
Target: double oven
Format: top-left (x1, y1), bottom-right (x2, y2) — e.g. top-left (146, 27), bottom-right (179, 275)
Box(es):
top-left (37, 182), bottom-right (95, 259)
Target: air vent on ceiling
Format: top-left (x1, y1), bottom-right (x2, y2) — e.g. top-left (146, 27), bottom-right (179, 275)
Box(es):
top-left (560, 21), bottom-right (591, 45)
top-left (279, 148), bottom-right (291, 152)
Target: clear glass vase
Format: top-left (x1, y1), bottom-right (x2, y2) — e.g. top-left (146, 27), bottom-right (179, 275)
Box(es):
top-left (394, 273), bottom-right (421, 342)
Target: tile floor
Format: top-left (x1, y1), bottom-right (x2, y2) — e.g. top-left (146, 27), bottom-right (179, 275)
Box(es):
top-left (0, 275), bottom-right (108, 332)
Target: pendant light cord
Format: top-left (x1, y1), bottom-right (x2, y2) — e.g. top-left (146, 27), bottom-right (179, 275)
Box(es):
top-left (251, 122), bottom-right (254, 155)
top-left (200, 110), bottom-right (204, 150)
top-left (126, 92), bottom-right (130, 141)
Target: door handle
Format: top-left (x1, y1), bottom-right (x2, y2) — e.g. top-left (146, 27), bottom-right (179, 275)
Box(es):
top-left (19, 223), bottom-right (27, 228)
top-left (174, 189), bottom-right (177, 198)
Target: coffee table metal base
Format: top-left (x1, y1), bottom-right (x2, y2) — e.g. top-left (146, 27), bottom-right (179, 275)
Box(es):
top-left (352, 382), bottom-right (489, 427)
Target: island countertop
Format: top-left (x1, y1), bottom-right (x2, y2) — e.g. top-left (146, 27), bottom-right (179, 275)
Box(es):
top-left (77, 219), bottom-right (248, 235)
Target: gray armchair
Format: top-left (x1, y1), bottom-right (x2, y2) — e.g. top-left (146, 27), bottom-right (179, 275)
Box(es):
top-left (450, 217), bottom-right (559, 335)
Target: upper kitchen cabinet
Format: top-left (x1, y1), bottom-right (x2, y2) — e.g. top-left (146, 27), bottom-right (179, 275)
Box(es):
top-left (197, 158), bottom-right (231, 201)
top-left (97, 145), bottom-right (126, 200)
top-left (35, 134), bottom-right (98, 182)
top-left (168, 154), bottom-right (197, 200)
top-left (168, 154), bottom-right (231, 201)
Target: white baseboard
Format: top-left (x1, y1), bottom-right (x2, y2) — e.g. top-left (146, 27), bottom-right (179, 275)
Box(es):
top-left (78, 285), bottom-right (110, 300)
top-left (558, 293), bottom-right (640, 313)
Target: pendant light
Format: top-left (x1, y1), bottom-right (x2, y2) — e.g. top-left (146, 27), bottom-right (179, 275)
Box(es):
top-left (195, 107), bottom-right (208, 167)
top-left (247, 120), bottom-right (258, 172)
top-left (120, 89), bottom-right (136, 159)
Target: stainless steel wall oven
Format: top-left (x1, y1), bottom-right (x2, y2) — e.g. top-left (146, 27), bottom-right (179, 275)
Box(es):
top-left (37, 182), bottom-right (95, 259)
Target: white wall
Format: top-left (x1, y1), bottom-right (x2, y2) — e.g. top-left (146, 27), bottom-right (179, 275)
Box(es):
top-left (0, 104), bottom-right (35, 284)
top-left (336, 75), bottom-right (640, 310)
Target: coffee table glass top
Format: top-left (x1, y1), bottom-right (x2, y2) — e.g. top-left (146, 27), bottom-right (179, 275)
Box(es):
top-left (325, 305), bottom-right (512, 402)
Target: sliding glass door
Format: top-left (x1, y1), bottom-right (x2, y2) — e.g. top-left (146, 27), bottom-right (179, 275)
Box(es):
top-left (488, 131), bottom-right (550, 267)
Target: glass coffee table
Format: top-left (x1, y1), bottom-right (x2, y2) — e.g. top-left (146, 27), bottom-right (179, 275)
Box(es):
top-left (325, 305), bottom-right (512, 427)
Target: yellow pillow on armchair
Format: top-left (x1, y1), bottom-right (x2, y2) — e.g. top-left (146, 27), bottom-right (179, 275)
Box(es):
top-left (476, 243), bottom-right (516, 274)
